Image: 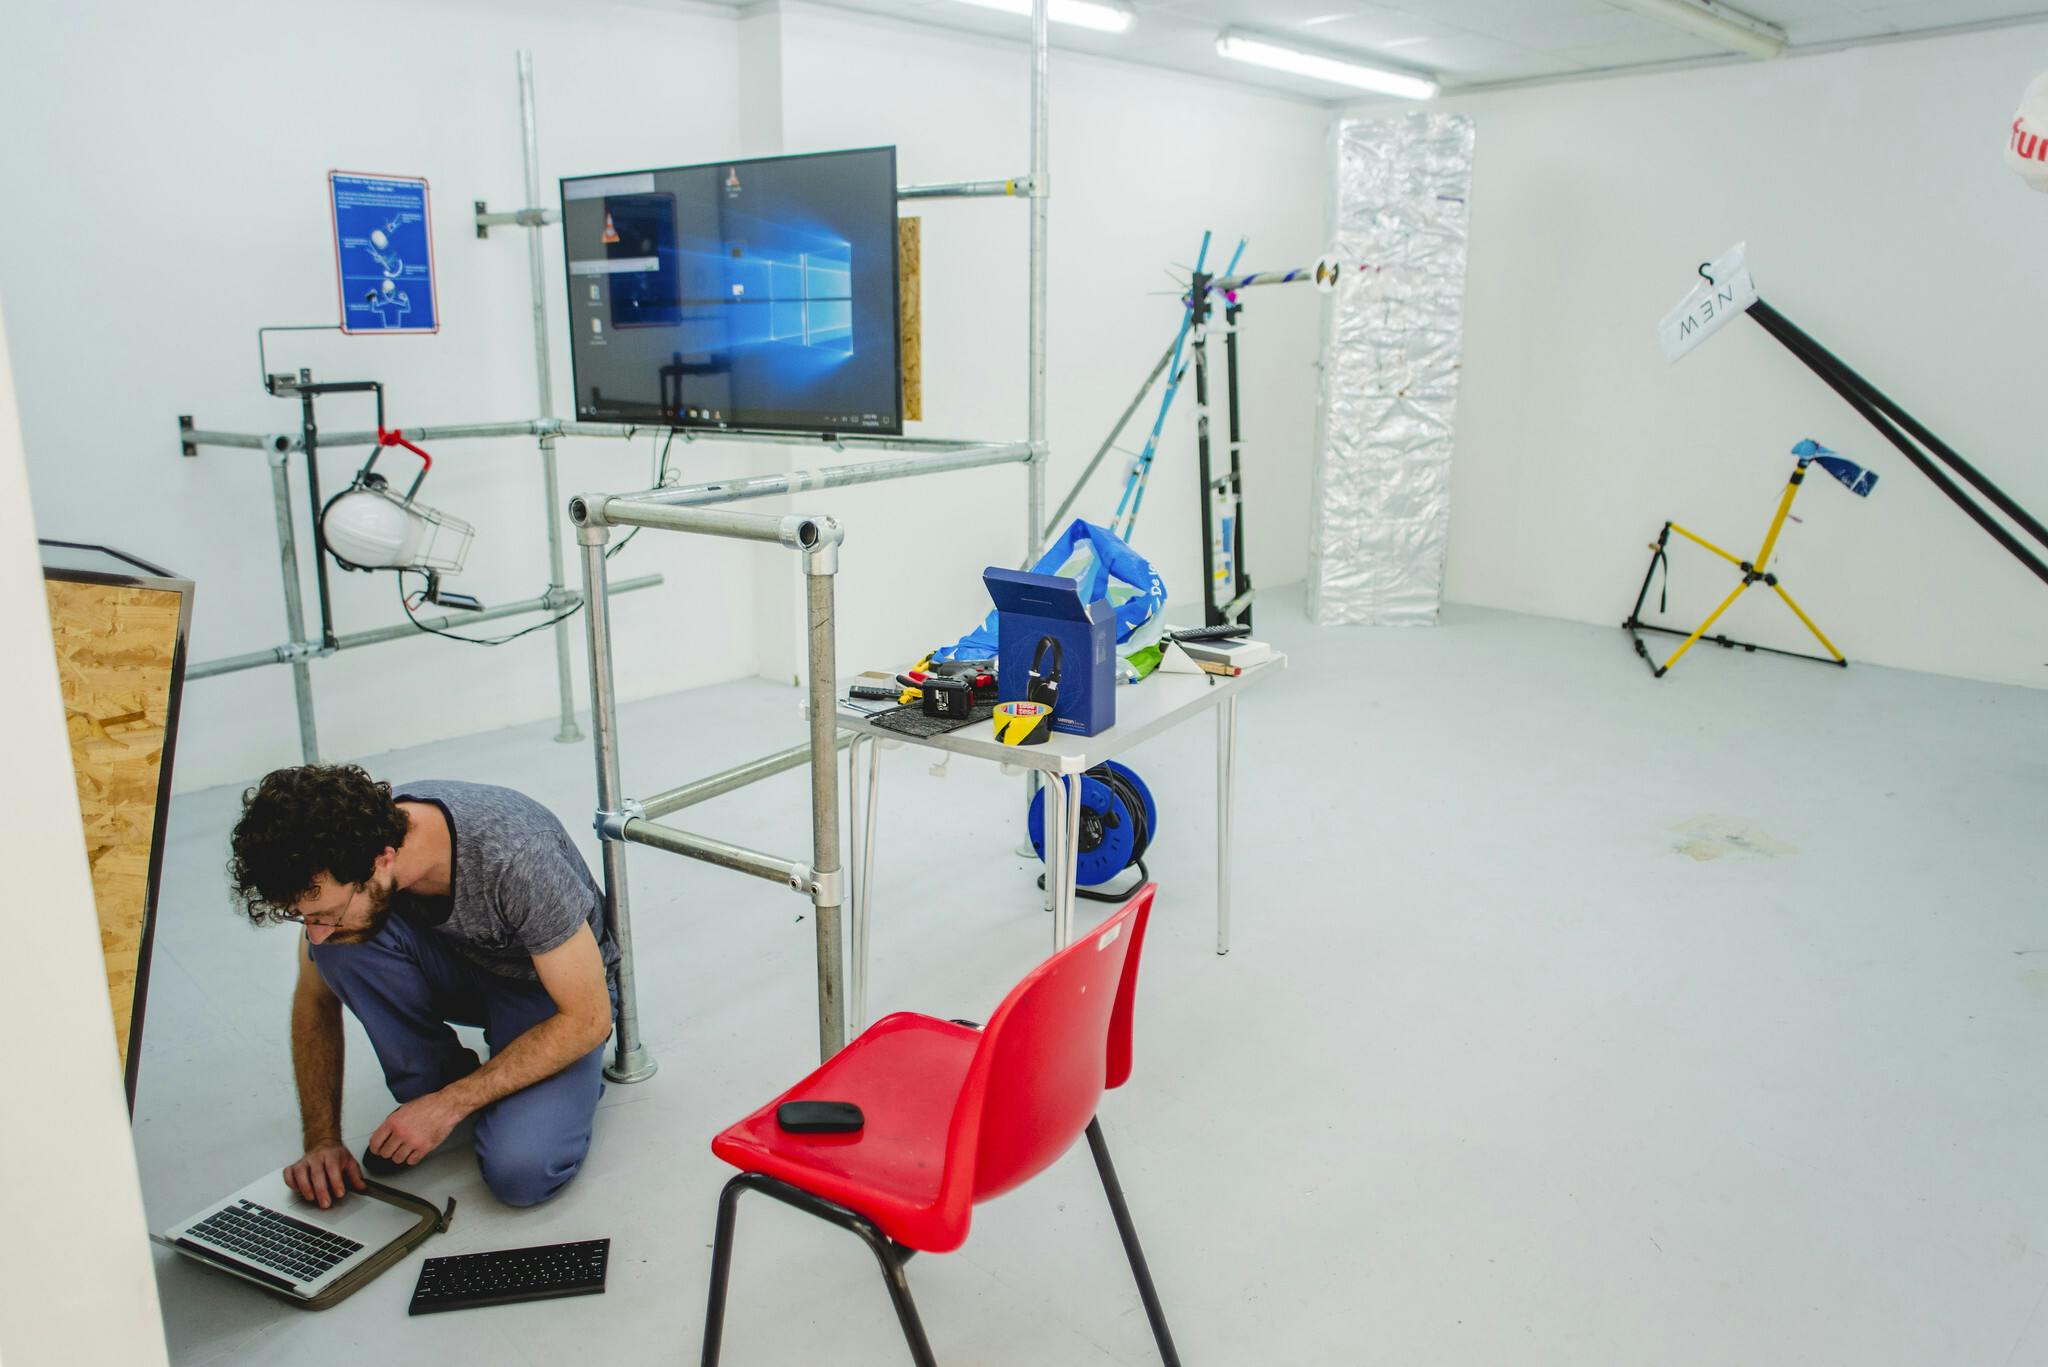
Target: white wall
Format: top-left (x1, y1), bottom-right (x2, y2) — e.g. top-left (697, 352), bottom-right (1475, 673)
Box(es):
top-left (0, 0), bottom-right (1330, 791)
top-left (0, 0), bottom-right (757, 792)
top-left (756, 3), bottom-right (1330, 682)
top-left (1429, 25), bottom-right (2048, 687)
top-left (0, 306), bottom-right (170, 1364)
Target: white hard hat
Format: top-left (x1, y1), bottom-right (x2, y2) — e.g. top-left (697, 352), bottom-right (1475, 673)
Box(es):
top-left (322, 486), bottom-right (431, 568)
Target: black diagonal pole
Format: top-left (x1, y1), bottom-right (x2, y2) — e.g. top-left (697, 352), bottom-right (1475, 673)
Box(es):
top-left (1741, 296), bottom-right (2048, 588)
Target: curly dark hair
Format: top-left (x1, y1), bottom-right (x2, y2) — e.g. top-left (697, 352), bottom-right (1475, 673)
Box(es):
top-left (228, 764), bottom-right (411, 925)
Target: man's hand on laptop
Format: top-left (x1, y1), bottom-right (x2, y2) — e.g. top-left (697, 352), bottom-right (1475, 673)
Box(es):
top-left (285, 1140), bottom-right (365, 1209)
top-left (367, 1089), bottom-right (466, 1168)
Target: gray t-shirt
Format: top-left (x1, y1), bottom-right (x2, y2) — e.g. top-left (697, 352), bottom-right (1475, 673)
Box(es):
top-left (391, 780), bottom-right (619, 986)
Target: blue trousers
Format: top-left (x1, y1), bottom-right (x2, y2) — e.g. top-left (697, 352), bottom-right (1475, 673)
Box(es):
top-left (308, 913), bottom-right (609, 1207)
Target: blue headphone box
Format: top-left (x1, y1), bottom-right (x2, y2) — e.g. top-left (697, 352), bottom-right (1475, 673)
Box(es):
top-left (983, 567), bottom-right (1115, 737)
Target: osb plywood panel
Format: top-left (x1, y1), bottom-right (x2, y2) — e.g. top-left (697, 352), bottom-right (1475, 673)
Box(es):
top-left (900, 216), bottom-right (922, 423)
top-left (44, 579), bottom-right (179, 1070)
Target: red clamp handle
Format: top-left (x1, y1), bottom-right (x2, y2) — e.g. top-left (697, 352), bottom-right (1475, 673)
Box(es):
top-left (378, 426), bottom-right (434, 474)
top-left (376, 427), bottom-right (434, 501)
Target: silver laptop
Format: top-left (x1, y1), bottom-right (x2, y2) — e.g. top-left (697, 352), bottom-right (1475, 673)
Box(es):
top-left (155, 1170), bottom-right (417, 1299)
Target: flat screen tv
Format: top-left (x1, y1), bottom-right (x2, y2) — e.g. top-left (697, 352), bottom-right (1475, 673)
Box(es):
top-left (560, 146), bottom-right (902, 436)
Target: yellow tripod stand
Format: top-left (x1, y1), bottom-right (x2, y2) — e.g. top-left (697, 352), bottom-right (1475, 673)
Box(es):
top-left (1624, 439), bottom-right (1877, 679)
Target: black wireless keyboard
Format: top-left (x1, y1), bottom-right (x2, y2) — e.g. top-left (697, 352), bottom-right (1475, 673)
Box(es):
top-left (407, 1237), bottom-right (609, 1315)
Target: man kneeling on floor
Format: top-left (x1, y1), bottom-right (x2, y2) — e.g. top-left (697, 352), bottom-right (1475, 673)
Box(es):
top-left (228, 764), bottom-right (620, 1209)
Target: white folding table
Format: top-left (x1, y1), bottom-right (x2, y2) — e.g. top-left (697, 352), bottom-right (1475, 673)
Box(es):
top-left (836, 655), bottom-right (1285, 1029)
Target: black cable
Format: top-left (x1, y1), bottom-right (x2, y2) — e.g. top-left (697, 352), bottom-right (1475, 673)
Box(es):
top-left (1033, 765), bottom-right (1153, 904)
top-left (606, 427), bottom-right (678, 560)
top-left (395, 571), bottom-right (582, 647)
top-left (1039, 858), bottom-right (1150, 905)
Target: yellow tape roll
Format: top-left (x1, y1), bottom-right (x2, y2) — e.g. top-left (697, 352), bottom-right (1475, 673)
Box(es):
top-left (992, 700), bottom-right (1053, 746)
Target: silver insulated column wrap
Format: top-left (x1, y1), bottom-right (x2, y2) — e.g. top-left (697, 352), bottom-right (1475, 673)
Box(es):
top-left (1308, 111), bottom-right (1474, 626)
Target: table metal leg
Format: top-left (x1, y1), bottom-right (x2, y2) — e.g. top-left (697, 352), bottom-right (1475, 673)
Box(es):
top-left (847, 736), bottom-right (881, 1033)
top-left (859, 739), bottom-right (879, 1029)
top-left (1060, 771), bottom-right (1082, 949)
top-left (1041, 769), bottom-right (1059, 915)
top-left (1217, 694), bottom-right (1238, 955)
top-left (846, 736), bottom-right (865, 1033)
top-left (1044, 771), bottom-right (1067, 946)
top-left (1016, 771), bottom-right (1040, 858)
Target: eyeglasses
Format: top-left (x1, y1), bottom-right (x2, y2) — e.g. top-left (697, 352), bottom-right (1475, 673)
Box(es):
top-left (278, 883), bottom-right (363, 927)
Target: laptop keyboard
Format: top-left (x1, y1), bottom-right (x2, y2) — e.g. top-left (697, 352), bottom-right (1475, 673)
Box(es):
top-left (189, 1199), bottom-right (364, 1282)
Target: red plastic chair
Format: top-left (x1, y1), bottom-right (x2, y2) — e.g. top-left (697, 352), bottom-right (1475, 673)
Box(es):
top-left (699, 884), bottom-right (1178, 1367)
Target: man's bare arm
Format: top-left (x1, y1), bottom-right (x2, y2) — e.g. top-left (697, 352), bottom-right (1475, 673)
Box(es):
top-left (284, 939), bottom-right (364, 1207)
top-left (368, 925), bottom-right (611, 1166)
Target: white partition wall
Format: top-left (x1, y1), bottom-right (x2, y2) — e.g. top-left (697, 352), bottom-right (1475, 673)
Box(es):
top-left (0, 305), bottom-right (170, 1366)
top-left (1308, 112), bottom-right (1475, 627)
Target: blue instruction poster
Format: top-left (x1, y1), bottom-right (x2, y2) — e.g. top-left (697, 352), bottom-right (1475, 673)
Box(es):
top-left (329, 171), bottom-right (439, 334)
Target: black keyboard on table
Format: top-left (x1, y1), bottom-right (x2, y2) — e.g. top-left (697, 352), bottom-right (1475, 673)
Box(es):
top-left (407, 1237), bottom-right (610, 1315)
top-left (189, 1200), bottom-right (363, 1283)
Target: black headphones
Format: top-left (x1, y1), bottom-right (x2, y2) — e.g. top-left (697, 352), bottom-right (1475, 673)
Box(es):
top-left (1028, 635), bottom-right (1062, 711)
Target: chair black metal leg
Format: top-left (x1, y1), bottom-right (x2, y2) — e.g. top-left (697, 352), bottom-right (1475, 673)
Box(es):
top-left (1085, 1118), bottom-right (1181, 1367)
top-left (701, 1175), bottom-right (747, 1367)
top-left (852, 1223), bottom-right (939, 1367)
top-left (697, 1171), bottom-right (938, 1367)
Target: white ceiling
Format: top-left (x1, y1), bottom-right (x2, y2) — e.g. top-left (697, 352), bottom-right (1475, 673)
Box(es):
top-left (712, 0), bottom-right (2048, 103)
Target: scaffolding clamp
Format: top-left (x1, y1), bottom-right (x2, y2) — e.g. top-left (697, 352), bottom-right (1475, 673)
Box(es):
top-left (595, 799), bottom-right (645, 842)
top-left (806, 867), bottom-right (845, 905)
top-left (473, 200), bottom-right (562, 238)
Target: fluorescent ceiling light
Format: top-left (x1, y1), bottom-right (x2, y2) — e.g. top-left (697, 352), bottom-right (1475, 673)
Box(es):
top-left (949, 0), bottom-right (1135, 34)
top-left (1602, 0), bottom-right (1786, 60)
top-left (1216, 31), bottom-right (1438, 100)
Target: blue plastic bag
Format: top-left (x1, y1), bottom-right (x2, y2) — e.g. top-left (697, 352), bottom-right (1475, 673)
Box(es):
top-left (935, 519), bottom-right (1167, 662)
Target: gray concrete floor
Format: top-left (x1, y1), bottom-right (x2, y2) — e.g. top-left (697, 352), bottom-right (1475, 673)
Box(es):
top-left (139, 596), bottom-right (2048, 1365)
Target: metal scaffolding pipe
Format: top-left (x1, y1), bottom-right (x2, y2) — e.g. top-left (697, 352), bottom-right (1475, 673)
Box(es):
top-left (580, 527), bottom-right (656, 1083)
top-left (557, 421), bottom-right (1015, 453)
top-left (803, 568), bottom-right (846, 1059)
top-left (183, 428), bottom-right (298, 453)
top-left (637, 733), bottom-right (855, 822)
top-left (571, 499), bottom-right (843, 555)
top-left (325, 420), bottom-right (553, 447)
top-left (183, 420), bottom-right (557, 454)
top-left (516, 52), bottom-right (582, 745)
top-left (897, 176), bottom-right (1031, 200)
top-left (1026, 0), bottom-right (1050, 565)
top-left (269, 453), bottom-right (320, 762)
top-left (1045, 334), bottom-right (1176, 539)
top-left (188, 420), bottom-right (1031, 458)
top-left (579, 499), bottom-right (846, 1063)
top-left (185, 574), bottom-right (663, 679)
top-left (617, 818), bottom-right (810, 889)
top-left (609, 441), bottom-right (1035, 509)
top-left (475, 206), bottom-right (561, 229)
top-left (187, 643), bottom-right (306, 681)
top-left (539, 432), bottom-right (581, 742)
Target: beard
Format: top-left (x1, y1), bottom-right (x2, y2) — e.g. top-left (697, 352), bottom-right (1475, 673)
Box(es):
top-left (324, 875), bottom-right (396, 946)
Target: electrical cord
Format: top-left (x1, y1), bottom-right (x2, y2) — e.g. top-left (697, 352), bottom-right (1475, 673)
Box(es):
top-left (396, 571), bottom-right (582, 646)
top-left (606, 427), bottom-right (678, 560)
top-left (1033, 764), bottom-right (1154, 903)
top-left (1038, 857), bottom-right (1150, 905)
top-left (390, 424), bottom-right (674, 642)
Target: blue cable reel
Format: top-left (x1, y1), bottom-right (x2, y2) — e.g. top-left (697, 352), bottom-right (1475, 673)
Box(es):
top-left (1026, 761), bottom-right (1157, 900)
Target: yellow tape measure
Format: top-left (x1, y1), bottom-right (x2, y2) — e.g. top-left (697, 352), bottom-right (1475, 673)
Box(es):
top-left (992, 700), bottom-right (1053, 746)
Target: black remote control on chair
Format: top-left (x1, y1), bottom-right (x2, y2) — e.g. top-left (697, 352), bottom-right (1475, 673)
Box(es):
top-left (777, 1100), bottom-right (865, 1133)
